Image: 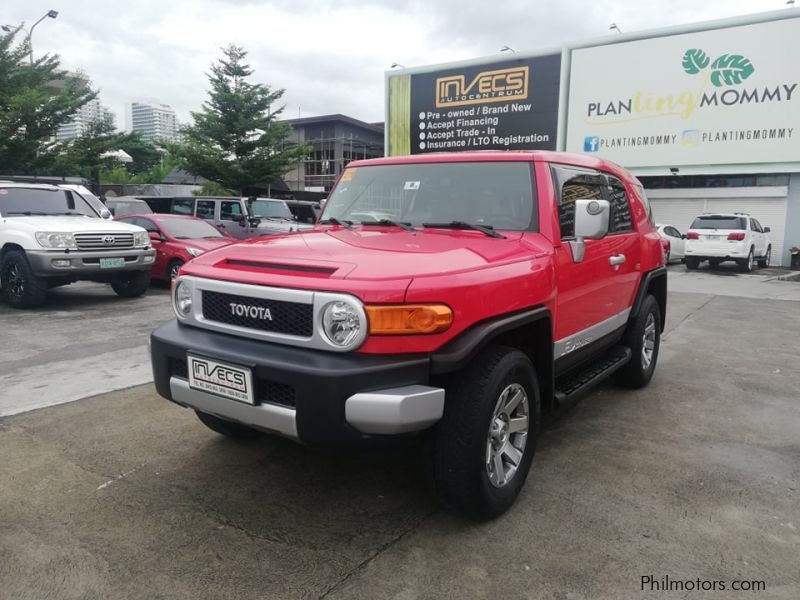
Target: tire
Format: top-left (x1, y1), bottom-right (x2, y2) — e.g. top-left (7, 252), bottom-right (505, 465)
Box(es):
top-left (758, 246), bottom-right (771, 268)
top-left (428, 345), bottom-right (540, 520)
top-left (0, 250), bottom-right (48, 309)
top-left (613, 294), bottom-right (661, 389)
top-left (110, 270), bottom-right (151, 297)
top-left (685, 257), bottom-right (700, 270)
top-left (709, 259), bottom-right (721, 269)
top-left (664, 250), bottom-right (670, 264)
top-left (739, 248), bottom-right (755, 273)
top-left (167, 259), bottom-right (184, 281)
top-left (195, 410), bottom-right (262, 439)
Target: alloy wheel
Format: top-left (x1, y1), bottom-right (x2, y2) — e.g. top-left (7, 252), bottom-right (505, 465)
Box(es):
top-left (642, 312), bottom-right (656, 370)
top-left (486, 382), bottom-right (529, 488)
top-left (5, 263), bottom-right (25, 298)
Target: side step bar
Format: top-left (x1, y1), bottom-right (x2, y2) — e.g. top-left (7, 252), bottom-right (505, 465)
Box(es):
top-left (554, 346), bottom-right (632, 403)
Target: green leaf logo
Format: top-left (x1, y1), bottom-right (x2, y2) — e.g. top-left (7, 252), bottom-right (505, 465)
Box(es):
top-left (709, 54), bottom-right (755, 87)
top-left (682, 49), bottom-right (710, 74)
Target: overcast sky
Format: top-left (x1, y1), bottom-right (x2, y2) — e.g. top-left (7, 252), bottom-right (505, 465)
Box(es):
top-left (2, 0), bottom-right (784, 129)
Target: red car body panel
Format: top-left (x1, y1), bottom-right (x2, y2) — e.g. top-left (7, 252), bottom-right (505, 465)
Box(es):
top-left (119, 214), bottom-right (233, 280)
top-left (179, 151), bottom-right (664, 354)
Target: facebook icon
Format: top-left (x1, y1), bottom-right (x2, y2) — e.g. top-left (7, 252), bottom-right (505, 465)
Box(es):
top-left (584, 136), bottom-right (600, 152)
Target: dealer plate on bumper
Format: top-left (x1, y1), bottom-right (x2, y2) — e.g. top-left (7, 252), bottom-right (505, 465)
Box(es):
top-left (99, 257), bottom-right (126, 269)
top-left (187, 354), bottom-right (254, 404)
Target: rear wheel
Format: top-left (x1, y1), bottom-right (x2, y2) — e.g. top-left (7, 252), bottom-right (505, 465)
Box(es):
top-left (111, 270), bottom-right (151, 297)
top-left (428, 345), bottom-right (539, 520)
top-left (195, 410), bottom-right (262, 439)
top-left (709, 259), bottom-right (721, 269)
top-left (758, 246), bottom-right (771, 268)
top-left (1, 250), bottom-right (48, 309)
top-left (739, 248), bottom-right (755, 273)
top-left (614, 294), bottom-right (661, 389)
top-left (685, 257), bottom-right (700, 270)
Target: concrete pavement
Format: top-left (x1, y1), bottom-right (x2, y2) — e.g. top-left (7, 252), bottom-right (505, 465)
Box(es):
top-left (1, 287), bottom-right (798, 599)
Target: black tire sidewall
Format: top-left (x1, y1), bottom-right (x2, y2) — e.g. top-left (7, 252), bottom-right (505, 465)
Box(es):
top-left (168, 260), bottom-right (184, 281)
top-left (111, 270), bottom-right (151, 297)
top-left (1, 251), bottom-right (47, 308)
top-left (616, 295), bottom-right (661, 389)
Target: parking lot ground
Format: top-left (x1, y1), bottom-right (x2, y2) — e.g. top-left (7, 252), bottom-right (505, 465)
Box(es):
top-left (1, 287), bottom-right (799, 599)
top-left (0, 282), bottom-right (171, 417)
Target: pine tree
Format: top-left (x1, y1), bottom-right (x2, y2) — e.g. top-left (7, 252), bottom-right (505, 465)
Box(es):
top-left (0, 28), bottom-right (96, 173)
top-left (172, 45), bottom-right (309, 195)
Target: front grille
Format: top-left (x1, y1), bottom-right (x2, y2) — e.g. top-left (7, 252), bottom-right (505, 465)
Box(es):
top-left (75, 232), bottom-right (134, 250)
top-left (202, 290), bottom-right (313, 337)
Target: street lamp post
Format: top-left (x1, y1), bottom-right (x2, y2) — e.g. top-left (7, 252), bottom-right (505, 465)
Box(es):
top-left (25, 9), bottom-right (58, 65)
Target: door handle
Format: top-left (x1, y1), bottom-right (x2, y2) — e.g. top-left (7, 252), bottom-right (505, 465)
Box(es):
top-left (609, 254), bottom-right (626, 266)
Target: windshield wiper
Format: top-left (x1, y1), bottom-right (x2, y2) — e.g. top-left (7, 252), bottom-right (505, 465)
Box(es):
top-left (319, 217), bottom-right (353, 228)
top-left (422, 221), bottom-right (506, 239)
top-left (362, 219), bottom-right (416, 232)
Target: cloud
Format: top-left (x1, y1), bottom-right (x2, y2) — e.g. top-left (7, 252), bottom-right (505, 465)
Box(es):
top-left (4, 0), bottom-right (769, 128)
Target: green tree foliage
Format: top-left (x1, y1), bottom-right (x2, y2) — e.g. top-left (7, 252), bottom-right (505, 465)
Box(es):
top-left (172, 45), bottom-right (309, 194)
top-left (0, 28), bottom-right (96, 173)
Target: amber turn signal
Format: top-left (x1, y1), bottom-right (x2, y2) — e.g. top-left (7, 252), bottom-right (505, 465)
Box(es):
top-left (365, 304), bottom-right (453, 335)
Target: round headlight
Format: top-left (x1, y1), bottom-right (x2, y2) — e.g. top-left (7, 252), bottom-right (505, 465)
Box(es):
top-left (321, 301), bottom-right (362, 348)
top-left (173, 280), bottom-right (193, 317)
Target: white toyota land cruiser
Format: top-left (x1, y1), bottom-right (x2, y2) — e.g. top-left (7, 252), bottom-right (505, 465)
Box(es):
top-left (684, 213), bottom-right (772, 272)
top-left (0, 182), bottom-right (156, 308)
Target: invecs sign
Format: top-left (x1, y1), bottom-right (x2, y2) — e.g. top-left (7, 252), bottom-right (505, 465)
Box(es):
top-left (435, 66), bottom-right (529, 108)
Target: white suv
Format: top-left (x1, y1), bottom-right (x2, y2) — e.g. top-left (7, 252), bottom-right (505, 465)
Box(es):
top-left (684, 213), bottom-right (771, 272)
top-left (0, 183), bottom-right (156, 308)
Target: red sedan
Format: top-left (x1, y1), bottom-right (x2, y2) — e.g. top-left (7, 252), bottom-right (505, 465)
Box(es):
top-left (118, 214), bottom-right (234, 281)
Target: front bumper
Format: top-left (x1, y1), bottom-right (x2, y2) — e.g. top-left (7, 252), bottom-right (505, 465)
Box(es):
top-left (27, 248), bottom-right (155, 276)
top-left (150, 320), bottom-right (443, 444)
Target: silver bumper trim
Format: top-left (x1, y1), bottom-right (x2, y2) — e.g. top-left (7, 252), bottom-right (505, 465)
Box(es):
top-left (169, 377), bottom-right (298, 439)
top-left (345, 385), bottom-right (445, 435)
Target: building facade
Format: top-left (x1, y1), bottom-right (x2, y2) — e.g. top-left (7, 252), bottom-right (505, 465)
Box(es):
top-left (129, 101), bottom-right (180, 143)
top-left (283, 114), bottom-right (384, 194)
top-left (385, 10), bottom-right (800, 265)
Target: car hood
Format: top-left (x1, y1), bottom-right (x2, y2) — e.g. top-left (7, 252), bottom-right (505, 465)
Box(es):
top-left (180, 237), bottom-right (234, 251)
top-left (189, 226), bottom-right (548, 281)
top-left (3, 215), bottom-right (144, 233)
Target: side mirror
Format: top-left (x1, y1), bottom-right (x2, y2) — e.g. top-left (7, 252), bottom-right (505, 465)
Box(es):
top-left (149, 231), bottom-right (164, 242)
top-left (101, 208), bottom-right (113, 219)
top-left (569, 199), bottom-right (610, 263)
top-left (681, 234), bottom-right (687, 239)
top-left (764, 226), bottom-right (771, 233)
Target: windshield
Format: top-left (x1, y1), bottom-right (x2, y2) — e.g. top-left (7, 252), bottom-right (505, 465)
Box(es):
top-left (109, 199), bottom-right (152, 216)
top-left (691, 216), bottom-right (746, 230)
top-left (247, 199), bottom-right (293, 220)
top-left (322, 162), bottom-right (535, 230)
top-left (0, 187), bottom-right (98, 217)
top-left (159, 217), bottom-right (224, 239)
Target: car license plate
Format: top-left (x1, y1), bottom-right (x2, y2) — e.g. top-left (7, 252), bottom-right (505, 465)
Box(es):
top-left (99, 257), bottom-right (126, 269)
top-left (187, 354), bottom-right (254, 404)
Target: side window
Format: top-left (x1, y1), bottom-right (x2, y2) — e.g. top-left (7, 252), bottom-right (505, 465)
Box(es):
top-left (172, 199), bottom-right (194, 215)
top-left (138, 218), bottom-right (159, 233)
top-left (195, 200), bottom-right (216, 220)
top-left (553, 167), bottom-right (605, 239)
top-left (605, 176), bottom-right (633, 233)
top-left (751, 219), bottom-right (762, 233)
top-left (221, 201), bottom-right (243, 220)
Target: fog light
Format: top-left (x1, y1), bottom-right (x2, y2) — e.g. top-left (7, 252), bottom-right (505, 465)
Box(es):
top-left (143, 255), bottom-right (155, 263)
top-left (51, 259), bottom-right (71, 267)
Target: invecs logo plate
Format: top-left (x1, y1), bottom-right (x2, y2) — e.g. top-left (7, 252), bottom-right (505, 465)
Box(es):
top-left (435, 66), bottom-right (529, 108)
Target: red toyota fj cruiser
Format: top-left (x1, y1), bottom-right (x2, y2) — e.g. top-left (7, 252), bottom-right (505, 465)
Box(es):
top-left (151, 151), bottom-right (666, 519)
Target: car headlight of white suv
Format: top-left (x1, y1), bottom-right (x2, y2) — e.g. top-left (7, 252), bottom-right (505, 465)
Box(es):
top-left (133, 231), bottom-right (151, 248)
top-left (35, 232), bottom-right (77, 249)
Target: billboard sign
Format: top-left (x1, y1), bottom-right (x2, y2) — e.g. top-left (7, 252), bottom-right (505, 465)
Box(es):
top-left (387, 54), bottom-right (561, 156)
top-left (566, 18), bottom-right (800, 167)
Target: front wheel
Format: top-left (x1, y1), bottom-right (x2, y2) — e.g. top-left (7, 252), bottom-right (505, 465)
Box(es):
top-left (111, 270), bottom-right (151, 297)
top-left (1, 250), bottom-right (48, 309)
top-left (167, 259), bottom-right (184, 281)
top-left (685, 257), bottom-right (700, 270)
top-left (614, 294), bottom-right (661, 389)
top-left (428, 345), bottom-right (540, 520)
top-left (757, 246), bottom-right (771, 268)
top-left (739, 248), bottom-right (755, 273)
